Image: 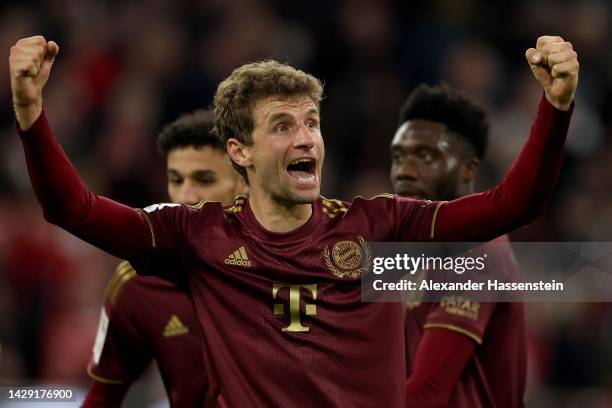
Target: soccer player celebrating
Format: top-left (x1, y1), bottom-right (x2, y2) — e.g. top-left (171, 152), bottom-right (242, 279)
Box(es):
top-left (83, 110), bottom-right (247, 407)
top-left (391, 84), bottom-right (526, 407)
top-left (10, 35), bottom-right (577, 406)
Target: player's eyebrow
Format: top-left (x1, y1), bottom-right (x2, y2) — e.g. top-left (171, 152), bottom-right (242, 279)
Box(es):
top-left (268, 112), bottom-right (294, 124)
top-left (390, 143), bottom-right (416, 154)
top-left (268, 108), bottom-right (319, 124)
top-left (190, 169), bottom-right (216, 178)
top-left (305, 108), bottom-right (319, 118)
top-left (392, 139), bottom-right (433, 151)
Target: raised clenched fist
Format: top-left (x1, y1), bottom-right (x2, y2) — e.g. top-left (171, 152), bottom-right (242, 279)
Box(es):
top-left (9, 35), bottom-right (59, 129)
top-left (525, 35), bottom-right (579, 111)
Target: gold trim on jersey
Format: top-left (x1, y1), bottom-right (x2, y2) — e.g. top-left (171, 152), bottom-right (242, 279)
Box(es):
top-left (368, 193), bottom-right (395, 200)
top-left (430, 201), bottom-right (446, 239)
top-left (322, 207), bottom-right (345, 219)
top-left (103, 262), bottom-right (131, 301)
top-left (225, 195), bottom-right (247, 214)
top-left (87, 365), bottom-right (125, 384)
top-left (189, 200), bottom-right (209, 210)
top-left (423, 323), bottom-right (482, 345)
top-left (352, 193), bottom-right (397, 201)
top-left (104, 261), bottom-right (137, 306)
top-left (321, 197), bottom-right (348, 219)
top-left (137, 209), bottom-right (157, 248)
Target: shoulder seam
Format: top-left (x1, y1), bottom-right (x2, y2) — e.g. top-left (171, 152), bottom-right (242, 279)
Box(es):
top-left (369, 193), bottom-right (395, 200)
top-left (430, 201), bottom-right (446, 239)
top-left (104, 261), bottom-right (137, 306)
top-left (136, 209), bottom-right (156, 248)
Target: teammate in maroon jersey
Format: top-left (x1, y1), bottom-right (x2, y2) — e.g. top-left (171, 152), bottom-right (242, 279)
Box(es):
top-left (391, 84), bottom-right (526, 407)
top-left (83, 111), bottom-right (247, 407)
top-left (11, 35), bottom-right (577, 406)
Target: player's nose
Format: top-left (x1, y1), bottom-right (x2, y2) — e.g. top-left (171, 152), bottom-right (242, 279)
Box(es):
top-left (294, 123), bottom-right (316, 149)
top-left (177, 183), bottom-right (201, 205)
top-left (394, 159), bottom-right (419, 181)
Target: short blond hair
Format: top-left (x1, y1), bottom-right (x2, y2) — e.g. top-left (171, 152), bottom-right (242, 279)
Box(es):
top-left (213, 60), bottom-right (323, 177)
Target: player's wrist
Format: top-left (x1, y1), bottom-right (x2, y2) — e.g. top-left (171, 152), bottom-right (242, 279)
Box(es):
top-left (14, 100), bottom-right (43, 131)
top-left (544, 92), bottom-right (573, 111)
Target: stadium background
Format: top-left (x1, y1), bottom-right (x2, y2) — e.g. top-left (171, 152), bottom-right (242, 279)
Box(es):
top-left (0, 0), bottom-right (611, 406)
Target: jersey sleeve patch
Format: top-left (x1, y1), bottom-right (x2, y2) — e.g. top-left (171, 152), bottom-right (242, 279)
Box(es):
top-left (439, 296), bottom-right (481, 321)
top-left (425, 296), bottom-right (496, 345)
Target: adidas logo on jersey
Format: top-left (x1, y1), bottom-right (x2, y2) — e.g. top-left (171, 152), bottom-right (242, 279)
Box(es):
top-left (163, 315), bottom-right (189, 337)
top-left (225, 246), bottom-right (252, 267)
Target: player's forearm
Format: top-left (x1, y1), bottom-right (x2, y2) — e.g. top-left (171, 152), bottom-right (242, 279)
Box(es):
top-left (435, 94), bottom-right (573, 241)
top-left (405, 329), bottom-right (475, 408)
top-left (18, 110), bottom-right (152, 260)
top-left (82, 381), bottom-right (129, 408)
top-left (19, 111), bottom-right (92, 225)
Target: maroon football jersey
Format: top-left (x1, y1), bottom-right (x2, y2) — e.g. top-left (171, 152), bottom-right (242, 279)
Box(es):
top-left (404, 235), bottom-right (527, 407)
top-left (88, 261), bottom-right (207, 407)
top-left (138, 194), bottom-right (438, 407)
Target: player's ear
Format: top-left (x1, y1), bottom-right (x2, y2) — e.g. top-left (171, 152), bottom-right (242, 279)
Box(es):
top-left (460, 158), bottom-right (479, 183)
top-left (227, 138), bottom-right (252, 168)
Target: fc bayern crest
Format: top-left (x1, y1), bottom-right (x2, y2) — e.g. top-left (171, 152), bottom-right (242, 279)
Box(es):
top-left (323, 235), bottom-right (372, 279)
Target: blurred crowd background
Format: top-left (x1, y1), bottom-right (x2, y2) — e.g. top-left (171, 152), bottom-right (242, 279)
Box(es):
top-left (0, 0), bottom-right (611, 406)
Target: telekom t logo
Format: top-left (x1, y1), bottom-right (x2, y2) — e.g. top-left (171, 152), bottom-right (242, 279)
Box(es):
top-left (272, 283), bottom-right (317, 332)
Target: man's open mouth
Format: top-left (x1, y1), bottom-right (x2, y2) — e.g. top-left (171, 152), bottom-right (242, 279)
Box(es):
top-left (287, 158), bottom-right (317, 184)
